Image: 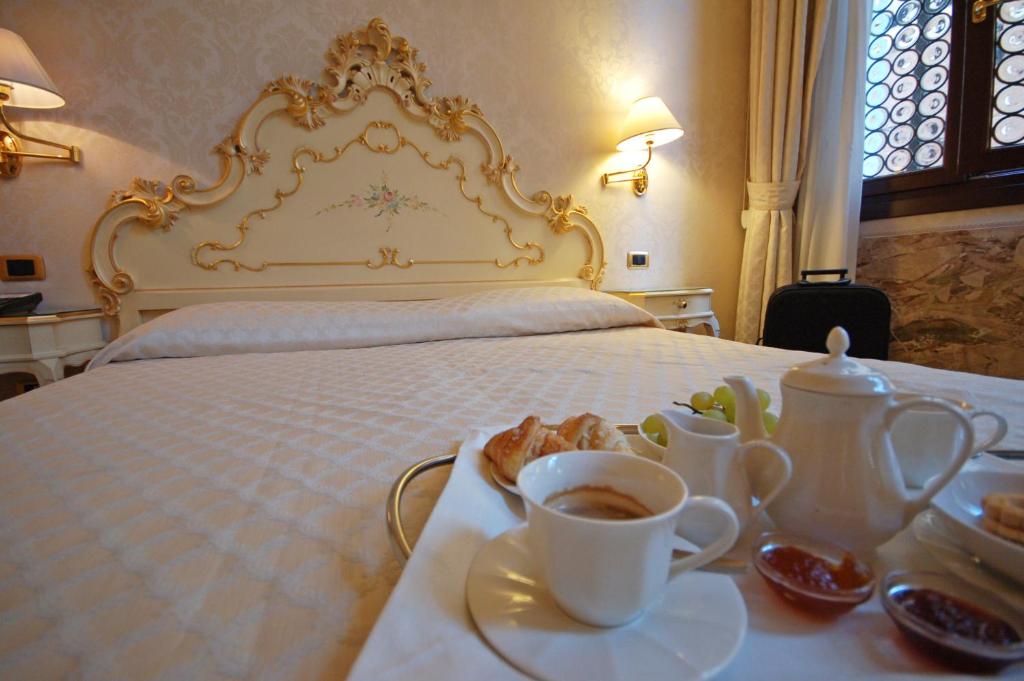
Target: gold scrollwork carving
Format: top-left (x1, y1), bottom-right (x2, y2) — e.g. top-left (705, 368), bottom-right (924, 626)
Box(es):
top-left (191, 120), bottom-right (544, 272)
top-left (214, 137), bottom-right (271, 176)
top-left (366, 247), bottom-right (413, 269)
top-left (481, 154), bottom-right (519, 185)
top-left (265, 75), bottom-right (336, 130)
top-left (89, 16), bottom-right (608, 316)
top-left (430, 96), bottom-right (482, 142)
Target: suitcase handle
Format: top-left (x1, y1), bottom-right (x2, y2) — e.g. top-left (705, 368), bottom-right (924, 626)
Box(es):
top-left (798, 268), bottom-right (850, 286)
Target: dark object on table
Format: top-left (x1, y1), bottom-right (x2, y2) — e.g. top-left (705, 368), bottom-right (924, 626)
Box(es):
top-left (881, 571), bottom-right (1024, 673)
top-left (0, 292), bottom-right (42, 316)
top-left (762, 269), bottom-right (891, 360)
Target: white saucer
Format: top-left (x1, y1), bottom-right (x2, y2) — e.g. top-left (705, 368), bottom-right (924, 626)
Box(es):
top-left (466, 524), bottom-right (747, 681)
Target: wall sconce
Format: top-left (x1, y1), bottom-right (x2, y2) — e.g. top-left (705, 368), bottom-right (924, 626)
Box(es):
top-left (0, 28), bottom-right (81, 179)
top-left (601, 96), bottom-right (683, 196)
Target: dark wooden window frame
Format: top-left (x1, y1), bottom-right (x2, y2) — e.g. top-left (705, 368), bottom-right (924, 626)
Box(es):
top-left (861, 1), bottom-right (1024, 221)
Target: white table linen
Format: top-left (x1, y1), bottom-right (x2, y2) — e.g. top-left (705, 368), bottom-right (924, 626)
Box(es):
top-left (350, 433), bottom-right (1023, 681)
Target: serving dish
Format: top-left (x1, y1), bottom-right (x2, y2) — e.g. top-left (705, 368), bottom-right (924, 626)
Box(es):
top-left (930, 467), bottom-right (1024, 584)
top-left (880, 570), bottom-right (1024, 673)
top-left (752, 532), bottom-right (875, 614)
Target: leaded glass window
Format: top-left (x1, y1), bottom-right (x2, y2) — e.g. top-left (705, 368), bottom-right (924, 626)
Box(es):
top-left (862, 0), bottom-right (1024, 220)
top-left (864, 0), bottom-right (953, 178)
top-left (992, 1), bottom-right (1024, 146)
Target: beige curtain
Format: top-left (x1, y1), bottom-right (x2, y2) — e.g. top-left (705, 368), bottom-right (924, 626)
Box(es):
top-left (735, 0), bottom-right (868, 343)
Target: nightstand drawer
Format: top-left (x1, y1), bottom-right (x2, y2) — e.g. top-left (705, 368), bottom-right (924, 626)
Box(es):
top-left (641, 290), bottom-right (713, 318)
top-left (606, 288), bottom-right (720, 337)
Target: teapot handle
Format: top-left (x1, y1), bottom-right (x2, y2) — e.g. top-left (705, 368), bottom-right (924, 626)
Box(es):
top-left (737, 440), bottom-right (792, 518)
top-left (883, 396), bottom-right (973, 518)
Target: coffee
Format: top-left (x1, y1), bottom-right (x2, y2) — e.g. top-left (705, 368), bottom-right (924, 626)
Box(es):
top-left (545, 485), bottom-right (653, 520)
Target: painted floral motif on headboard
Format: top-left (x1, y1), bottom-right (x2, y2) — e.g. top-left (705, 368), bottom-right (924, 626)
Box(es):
top-left (315, 172), bottom-right (443, 230)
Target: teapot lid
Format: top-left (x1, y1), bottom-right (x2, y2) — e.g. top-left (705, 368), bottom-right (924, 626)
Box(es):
top-left (782, 327), bottom-right (894, 396)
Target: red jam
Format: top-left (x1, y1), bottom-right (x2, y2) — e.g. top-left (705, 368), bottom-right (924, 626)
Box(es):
top-left (893, 588), bottom-right (1021, 646)
top-left (762, 545), bottom-right (871, 592)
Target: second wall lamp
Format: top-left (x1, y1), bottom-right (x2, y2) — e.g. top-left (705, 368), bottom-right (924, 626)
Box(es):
top-left (0, 28), bottom-right (81, 179)
top-left (602, 96), bottom-right (683, 196)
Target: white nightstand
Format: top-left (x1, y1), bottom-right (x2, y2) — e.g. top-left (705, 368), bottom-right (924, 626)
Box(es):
top-left (608, 288), bottom-right (720, 336)
top-left (0, 309), bottom-right (107, 386)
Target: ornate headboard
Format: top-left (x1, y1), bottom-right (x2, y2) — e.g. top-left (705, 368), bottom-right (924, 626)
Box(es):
top-left (87, 18), bottom-right (606, 334)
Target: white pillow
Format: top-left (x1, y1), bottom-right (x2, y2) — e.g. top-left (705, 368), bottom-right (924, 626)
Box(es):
top-left (88, 287), bottom-right (661, 368)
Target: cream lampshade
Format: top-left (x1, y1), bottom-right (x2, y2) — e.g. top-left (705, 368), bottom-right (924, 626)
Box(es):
top-left (0, 28), bottom-right (66, 109)
top-left (616, 96), bottom-right (684, 151)
top-left (602, 96), bottom-right (684, 196)
top-left (0, 28), bottom-right (79, 178)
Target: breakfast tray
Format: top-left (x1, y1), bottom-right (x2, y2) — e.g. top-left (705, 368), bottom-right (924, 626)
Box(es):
top-left (349, 428), bottom-right (1022, 680)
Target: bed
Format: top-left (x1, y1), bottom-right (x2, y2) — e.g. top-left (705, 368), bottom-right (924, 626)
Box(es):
top-left (2, 17), bottom-right (1022, 681)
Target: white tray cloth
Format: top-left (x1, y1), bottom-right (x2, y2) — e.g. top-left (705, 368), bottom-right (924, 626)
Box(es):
top-left (349, 432), bottom-right (1023, 681)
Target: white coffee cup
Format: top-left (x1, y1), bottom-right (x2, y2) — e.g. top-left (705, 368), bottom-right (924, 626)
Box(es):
top-left (517, 450), bottom-right (740, 628)
top-left (891, 393), bottom-right (1008, 488)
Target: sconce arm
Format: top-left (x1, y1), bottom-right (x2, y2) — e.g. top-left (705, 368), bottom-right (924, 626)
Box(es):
top-left (601, 142), bottom-right (653, 196)
top-left (602, 143), bottom-right (653, 185)
top-left (0, 105), bottom-right (81, 163)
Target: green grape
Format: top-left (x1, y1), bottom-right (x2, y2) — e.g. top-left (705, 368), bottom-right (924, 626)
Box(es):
top-left (757, 388), bottom-right (771, 411)
top-left (723, 401), bottom-right (737, 424)
top-left (763, 411), bottom-right (779, 435)
top-left (691, 391), bottom-right (714, 411)
top-left (713, 385), bottom-right (736, 409)
top-left (703, 408), bottom-right (728, 422)
top-left (641, 414), bottom-right (668, 447)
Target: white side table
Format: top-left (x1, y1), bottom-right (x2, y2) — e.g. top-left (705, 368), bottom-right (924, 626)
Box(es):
top-left (607, 288), bottom-right (720, 336)
top-left (0, 309), bottom-right (107, 386)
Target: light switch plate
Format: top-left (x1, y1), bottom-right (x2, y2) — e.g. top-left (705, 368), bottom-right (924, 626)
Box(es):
top-left (626, 251), bottom-right (649, 269)
top-left (0, 255), bottom-right (45, 281)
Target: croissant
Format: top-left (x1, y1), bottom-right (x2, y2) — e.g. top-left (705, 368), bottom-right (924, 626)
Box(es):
top-left (484, 416), bottom-right (573, 482)
top-left (556, 412), bottom-right (631, 453)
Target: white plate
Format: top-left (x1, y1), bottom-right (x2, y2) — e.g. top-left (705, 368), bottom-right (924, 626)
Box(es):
top-left (912, 510), bottom-right (1024, 610)
top-left (466, 524), bottom-right (747, 681)
top-left (929, 468), bottom-right (1024, 584)
top-left (488, 436), bottom-right (656, 497)
top-left (488, 461), bottom-right (520, 495)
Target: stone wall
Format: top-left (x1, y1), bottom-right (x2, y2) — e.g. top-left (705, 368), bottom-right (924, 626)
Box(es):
top-left (857, 225), bottom-right (1024, 379)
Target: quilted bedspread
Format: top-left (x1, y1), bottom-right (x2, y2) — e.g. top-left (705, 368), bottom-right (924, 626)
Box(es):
top-left (1, 292), bottom-right (1021, 680)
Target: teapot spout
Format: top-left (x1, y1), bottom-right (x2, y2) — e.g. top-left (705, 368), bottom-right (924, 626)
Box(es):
top-left (724, 375), bottom-right (768, 443)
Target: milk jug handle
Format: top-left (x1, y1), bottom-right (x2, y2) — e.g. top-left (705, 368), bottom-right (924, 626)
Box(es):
top-left (736, 440), bottom-right (792, 516)
top-left (883, 396), bottom-right (973, 516)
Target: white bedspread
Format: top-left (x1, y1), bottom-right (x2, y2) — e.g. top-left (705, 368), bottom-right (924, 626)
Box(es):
top-left (1, 293), bottom-right (1021, 679)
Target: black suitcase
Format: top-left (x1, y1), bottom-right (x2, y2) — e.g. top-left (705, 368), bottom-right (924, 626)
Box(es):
top-left (761, 269), bottom-right (891, 360)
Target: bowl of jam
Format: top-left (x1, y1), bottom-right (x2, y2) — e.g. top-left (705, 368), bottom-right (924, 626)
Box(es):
top-left (881, 571), bottom-right (1024, 673)
top-left (752, 532), bottom-right (875, 614)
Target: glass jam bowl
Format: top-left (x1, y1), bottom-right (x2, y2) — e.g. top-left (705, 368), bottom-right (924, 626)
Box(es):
top-left (752, 532), bottom-right (875, 614)
top-left (881, 571), bottom-right (1024, 673)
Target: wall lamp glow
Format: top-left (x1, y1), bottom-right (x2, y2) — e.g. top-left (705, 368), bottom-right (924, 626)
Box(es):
top-left (0, 28), bottom-right (81, 179)
top-left (601, 96), bottom-right (683, 196)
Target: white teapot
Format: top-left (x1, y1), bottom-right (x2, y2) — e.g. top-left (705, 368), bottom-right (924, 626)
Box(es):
top-left (725, 327), bottom-right (975, 552)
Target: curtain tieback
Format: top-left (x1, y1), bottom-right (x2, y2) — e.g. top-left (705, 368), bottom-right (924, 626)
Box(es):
top-left (746, 180), bottom-right (800, 211)
top-left (741, 180), bottom-right (800, 230)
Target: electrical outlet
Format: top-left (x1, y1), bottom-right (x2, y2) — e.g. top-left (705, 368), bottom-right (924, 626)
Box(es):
top-left (626, 251), bottom-right (649, 269)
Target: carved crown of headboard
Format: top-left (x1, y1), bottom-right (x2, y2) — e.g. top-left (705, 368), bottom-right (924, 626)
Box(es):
top-left (87, 18), bottom-right (607, 334)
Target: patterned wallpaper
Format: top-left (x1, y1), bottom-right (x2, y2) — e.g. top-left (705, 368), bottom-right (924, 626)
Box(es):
top-left (0, 0), bottom-right (751, 338)
top-left (858, 224), bottom-right (1024, 380)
